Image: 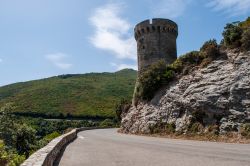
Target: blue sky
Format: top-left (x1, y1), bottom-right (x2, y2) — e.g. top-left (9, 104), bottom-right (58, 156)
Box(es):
top-left (0, 0), bottom-right (250, 86)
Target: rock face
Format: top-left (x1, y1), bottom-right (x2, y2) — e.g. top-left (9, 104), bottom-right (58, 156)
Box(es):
top-left (121, 50), bottom-right (250, 134)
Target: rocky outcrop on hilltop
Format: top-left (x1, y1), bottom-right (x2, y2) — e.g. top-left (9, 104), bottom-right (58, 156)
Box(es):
top-left (121, 50), bottom-right (250, 134)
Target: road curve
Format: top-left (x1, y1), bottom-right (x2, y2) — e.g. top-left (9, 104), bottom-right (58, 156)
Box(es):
top-left (58, 128), bottom-right (250, 166)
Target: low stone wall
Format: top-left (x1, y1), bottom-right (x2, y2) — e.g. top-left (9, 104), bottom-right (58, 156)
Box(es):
top-left (21, 127), bottom-right (101, 166)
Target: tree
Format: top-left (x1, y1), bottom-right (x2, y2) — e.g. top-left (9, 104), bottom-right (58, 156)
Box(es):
top-left (222, 23), bottom-right (243, 48)
top-left (15, 124), bottom-right (36, 158)
top-left (0, 103), bottom-right (17, 148)
top-left (239, 17), bottom-right (250, 29)
top-left (0, 104), bottom-right (37, 158)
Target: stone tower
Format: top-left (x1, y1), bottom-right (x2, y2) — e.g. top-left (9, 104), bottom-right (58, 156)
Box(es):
top-left (134, 18), bottom-right (178, 72)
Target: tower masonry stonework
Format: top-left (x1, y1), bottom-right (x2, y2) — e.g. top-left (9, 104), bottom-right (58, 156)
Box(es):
top-left (134, 18), bottom-right (178, 72)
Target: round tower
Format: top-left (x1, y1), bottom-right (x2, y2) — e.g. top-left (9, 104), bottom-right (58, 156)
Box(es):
top-left (134, 18), bottom-right (178, 72)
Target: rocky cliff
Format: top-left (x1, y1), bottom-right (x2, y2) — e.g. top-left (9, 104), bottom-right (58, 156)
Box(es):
top-left (121, 50), bottom-right (250, 134)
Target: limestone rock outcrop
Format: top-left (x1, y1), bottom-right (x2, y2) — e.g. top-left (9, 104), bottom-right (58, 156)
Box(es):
top-left (121, 50), bottom-right (250, 134)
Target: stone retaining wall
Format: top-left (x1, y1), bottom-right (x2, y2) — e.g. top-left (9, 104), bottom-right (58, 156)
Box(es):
top-left (21, 127), bottom-right (101, 166)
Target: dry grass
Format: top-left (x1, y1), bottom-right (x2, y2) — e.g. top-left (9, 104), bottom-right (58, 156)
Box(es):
top-left (118, 130), bottom-right (250, 144)
top-left (137, 132), bottom-right (250, 144)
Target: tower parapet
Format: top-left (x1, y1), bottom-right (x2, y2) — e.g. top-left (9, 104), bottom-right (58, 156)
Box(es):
top-left (134, 18), bottom-right (178, 72)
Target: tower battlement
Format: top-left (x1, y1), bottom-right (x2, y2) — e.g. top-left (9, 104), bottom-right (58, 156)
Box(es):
top-left (134, 18), bottom-right (178, 72)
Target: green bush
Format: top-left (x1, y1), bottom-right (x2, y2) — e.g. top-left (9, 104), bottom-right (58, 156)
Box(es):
top-left (38, 131), bottom-right (61, 149)
top-left (136, 60), bottom-right (174, 101)
top-left (15, 124), bottom-right (36, 158)
top-left (0, 142), bottom-right (25, 166)
top-left (169, 51), bottom-right (203, 73)
top-left (43, 131), bottom-right (60, 141)
top-left (222, 17), bottom-right (250, 50)
top-left (168, 58), bottom-right (183, 72)
top-left (222, 22), bottom-right (243, 48)
top-left (6, 151), bottom-right (25, 166)
top-left (0, 142), bottom-right (8, 166)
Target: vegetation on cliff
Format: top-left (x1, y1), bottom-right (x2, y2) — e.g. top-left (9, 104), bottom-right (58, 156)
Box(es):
top-left (122, 17), bottom-right (250, 142)
top-left (135, 17), bottom-right (249, 102)
top-left (134, 40), bottom-right (220, 101)
top-left (222, 17), bottom-right (250, 50)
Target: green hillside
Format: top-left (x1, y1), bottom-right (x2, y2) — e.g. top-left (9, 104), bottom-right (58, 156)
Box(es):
top-left (0, 69), bottom-right (137, 119)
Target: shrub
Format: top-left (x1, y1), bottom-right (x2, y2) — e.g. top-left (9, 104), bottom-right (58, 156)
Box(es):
top-left (169, 58), bottom-right (183, 72)
top-left (0, 142), bottom-right (8, 166)
top-left (207, 125), bottom-right (219, 135)
top-left (188, 122), bottom-right (204, 134)
top-left (239, 17), bottom-right (250, 29)
top-left (115, 99), bottom-right (131, 122)
top-left (0, 104), bottom-right (37, 158)
top-left (136, 60), bottom-right (171, 101)
top-left (179, 51), bottom-right (203, 65)
top-left (38, 131), bottom-right (61, 149)
top-left (200, 39), bottom-right (220, 59)
top-left (149, 122), bottom-right (176, 134)
top-left (169, 51), bottom-right (203, 73)
top-left (241, 123), bottom-right (250, 139)
top-left (43, 131), bottom-right (60, 142)
top-left (100, 119), bottom-right (116, 127)
top-left (222, 17), bottom-right (250, 50)
top-left (0, 142), bottom-right (25, 166)
top-left (199, 58), bottom-right (213, 68)
top-left (241, 28), bottom-right (250, 51)
top-left (6, 151), bottom-right (25, 166)
top-left (191, 111), bottom-right (206, 124)
top-left (165, 123), bottom-right (176, 134)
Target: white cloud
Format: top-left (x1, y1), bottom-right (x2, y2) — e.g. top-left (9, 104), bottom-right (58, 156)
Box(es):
top-left (207, 0), bottom-right (250, 16)
top-left (110, 62), bottom-right (137, 70)
top-left (45, 53), bottom-right (72, 69)
top-left (89, 3), bottom-right (136, 60)
top-left (150, 0), bottom-right (193, 18)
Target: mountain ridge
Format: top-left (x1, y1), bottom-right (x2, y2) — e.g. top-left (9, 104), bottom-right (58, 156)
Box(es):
top-left (0, 69), bottom-right (137, 119)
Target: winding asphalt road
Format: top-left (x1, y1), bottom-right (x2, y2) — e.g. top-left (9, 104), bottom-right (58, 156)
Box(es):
top-left (58, 128), bottom-right (250, 166)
